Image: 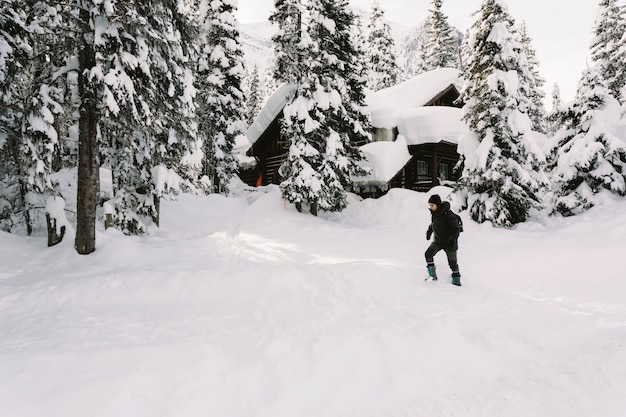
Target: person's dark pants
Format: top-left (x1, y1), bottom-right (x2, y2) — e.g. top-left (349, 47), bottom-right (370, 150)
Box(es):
top-left (425, 241), bottom-right (460, 275)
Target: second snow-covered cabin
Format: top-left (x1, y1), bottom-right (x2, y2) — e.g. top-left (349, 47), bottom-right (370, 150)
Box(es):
top-left (353, 68), bottom-right (466, 196)
top-left (239, 68), bottom-right (467, 197)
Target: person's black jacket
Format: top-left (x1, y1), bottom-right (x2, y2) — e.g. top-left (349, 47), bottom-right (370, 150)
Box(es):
top-left (427, 201), bottom-right (460, 250)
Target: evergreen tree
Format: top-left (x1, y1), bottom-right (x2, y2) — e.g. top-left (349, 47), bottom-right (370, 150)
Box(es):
top-left (459, 27), bottom-right (472, 71)
top-left (547, 67), bottom-right (626, 216)
top-left (590, 0), bottom-right (626, 101)
top-left (20, 5), bottom-right (62, 199)
top-left (245, 63), bottom-right (263, 125)
top-left (2, 0), bottom-right (202, 245)
top-left (366, 0), bottom-right (400, 90)
top-left (454, 0), bottom-right (544, 227)
top-left (96, 1), bottom-right (200, 235)
top-left (352, 12), bottom-right (370, 90)
top-left (419, 0), bottom-right (460, 72)
top-left (0, 2), bottom-right (28, 233)
top-left (399, 24), bottom-right (427, 78)
top-left (546, 82), bottom-right (563, 136)
top-left (264, 49), bottom-right (279, 96)
top-left (518, 20), bottom-right (547, 133)
top-left (196, 0), bottom-right (247, 195)
top-left (271, 0), bottom-right (321, 213)
top-left (0, 2), bottom-right (63, 236)
top-left (279, 0), bottom-right (369, 214)
top-left (320, 0), bottom-right (370, 193)
top-left (83, 2), bottom-right (144, 236)
top-left (336, 0), bottom-right (371, 147)
top-left (551, 83), bottom-right (562, 110)
top-left (269, 0), bottom-right (304, 84)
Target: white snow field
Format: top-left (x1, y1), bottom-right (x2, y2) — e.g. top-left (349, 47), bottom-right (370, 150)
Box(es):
top-left (1, 185), bottom-right (625, 417)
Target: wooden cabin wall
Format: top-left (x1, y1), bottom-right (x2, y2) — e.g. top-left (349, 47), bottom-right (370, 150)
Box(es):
top-left (403, 142), bottom-right (460, 191)
top-left (245, 114), bottom-right (289, 186)
top-left (424, 86), bottom-right (463, 108)
top-left (239, 166), bottom-right (261, 187)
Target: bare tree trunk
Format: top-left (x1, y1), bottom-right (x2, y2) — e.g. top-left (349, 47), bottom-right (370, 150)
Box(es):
top-left (153, 195), bottom-right (160, 228)
top-left (74, 10), bottom-right (99, 255)
top-left (19, 180), bottom-right (33, 236)
top-left (46, 213), bottom-right (66, 246)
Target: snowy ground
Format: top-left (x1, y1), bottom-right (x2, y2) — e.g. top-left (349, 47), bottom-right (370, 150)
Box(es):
top-left (1, 185), bottom-right (625, 417)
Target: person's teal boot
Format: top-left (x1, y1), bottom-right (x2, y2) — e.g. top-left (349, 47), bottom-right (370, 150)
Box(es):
top-left (427, 263), bottom-right (437, 281)
top-left (451, 272), bottom-right (461, 286)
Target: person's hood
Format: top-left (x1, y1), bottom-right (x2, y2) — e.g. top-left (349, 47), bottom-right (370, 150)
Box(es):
top-left (430, 201), bottom-right (451, 214)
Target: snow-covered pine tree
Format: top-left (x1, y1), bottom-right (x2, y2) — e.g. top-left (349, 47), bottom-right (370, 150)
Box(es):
top-left (96, 0), bottom-right (200, 235)
top-left (269, 0), bottom-right (319, 211)
top-left (590, 0), bottom-right (626, 102)
top-left (245, 63), bottom-right (263, 125)
top-left (279, 0), bottom-right (339, 214)
top-left (148, 2), bottom-right (202, 199)
top-left (551, 83), bottom-right (562, 112)
top-left (270, 0), bottom-right (304, 84)
top-left (399, 25), bottom-right (427, 78)
top-left (134, 1), bottom-right (200, 225)
top-left (316, 0), bottom-right (370, 208)
top-left (547, 66), bottom-right (626, 216)
top-left (279, 76), bottom-right (326, 214)
top-left (366, 0), bottom-right (400, 90)
top-left (455, 0), bottom-right (545, 227)
top-left (95, 3), bottom-right (155, 235)
top-left (0, 2), bottom-right (26, 233)
top-left (279, 0), bottom-right (369, 214)
top-left (0, 2), bottom-right (63, 236)
top-left (459, 27), bottom-right (471, 71)
top-left (23, 4), bottom-right (65, 232)
top-left (337, 0), bottom-right (371, 148)
top-left (518, 20), bottom-right (547, 133)
top-left (546, 82), bottom-right (563, 136)
top-left (351, 12), bottom-right (370, 100)
top-left (419, 0), bottom-right (460, 72)
top-left (264, 49), bottom-right (279, 97)
top-left (196, 0), bottom-right (247, 195)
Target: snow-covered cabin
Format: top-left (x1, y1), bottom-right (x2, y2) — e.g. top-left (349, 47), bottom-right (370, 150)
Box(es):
top-left (239, 83), bottom-right (296, 187)
top-left (353, 68), bottom-right (466, 196)
top-left (239, 68), bottom-right (467, 196)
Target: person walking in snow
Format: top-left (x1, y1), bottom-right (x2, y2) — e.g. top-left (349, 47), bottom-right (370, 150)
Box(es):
top-left (425, 194), bottom-right (462, 286)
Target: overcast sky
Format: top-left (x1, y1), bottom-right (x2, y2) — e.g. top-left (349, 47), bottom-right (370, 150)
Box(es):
top-left (235, 0), bottom-right (600, 105)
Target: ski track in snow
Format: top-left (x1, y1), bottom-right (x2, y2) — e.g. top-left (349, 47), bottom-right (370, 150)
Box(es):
top-left (1, 187), bottom-right (625, 417)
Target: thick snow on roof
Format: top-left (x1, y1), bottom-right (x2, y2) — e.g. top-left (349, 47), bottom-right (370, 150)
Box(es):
top-left (398, 106), bottom-right (467, 146)
top-left (367, 68), bottom-right (463, 129)
top-left (353, 135), bottom-right (411, 184)
top-left (246, 83), bottom-right (296, 146)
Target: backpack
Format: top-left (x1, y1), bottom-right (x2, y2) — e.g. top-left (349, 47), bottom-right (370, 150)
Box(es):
top-left (451, 211), bottom-right (463, 233)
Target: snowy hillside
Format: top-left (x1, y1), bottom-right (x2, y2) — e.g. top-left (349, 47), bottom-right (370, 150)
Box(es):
top-left (1, 185), bottom-right (625, 417)
top-left (239, 14), bottom-right (417, 83)
top-left (238, 21), bottom-right (275, 76)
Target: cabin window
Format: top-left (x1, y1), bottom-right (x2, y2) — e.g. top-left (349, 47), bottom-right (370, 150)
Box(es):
top-left (416, 160), bottom-right (430, 183)
top-left (417, 160), bottom-right (428, 175)
top-left (439, 163), bottom-right (448, 180)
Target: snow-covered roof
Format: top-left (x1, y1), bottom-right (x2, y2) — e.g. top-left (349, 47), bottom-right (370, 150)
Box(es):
top-left (367, 67), bottom-right (463, 129)
top-left (352, 135), bottom-right (412, 184)
top-left (398, 106), bottom-right (467, 146)
top-left (245, 68), bottom-right (464, 150)
top-left (246, 83), bottom-right (296, 146)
